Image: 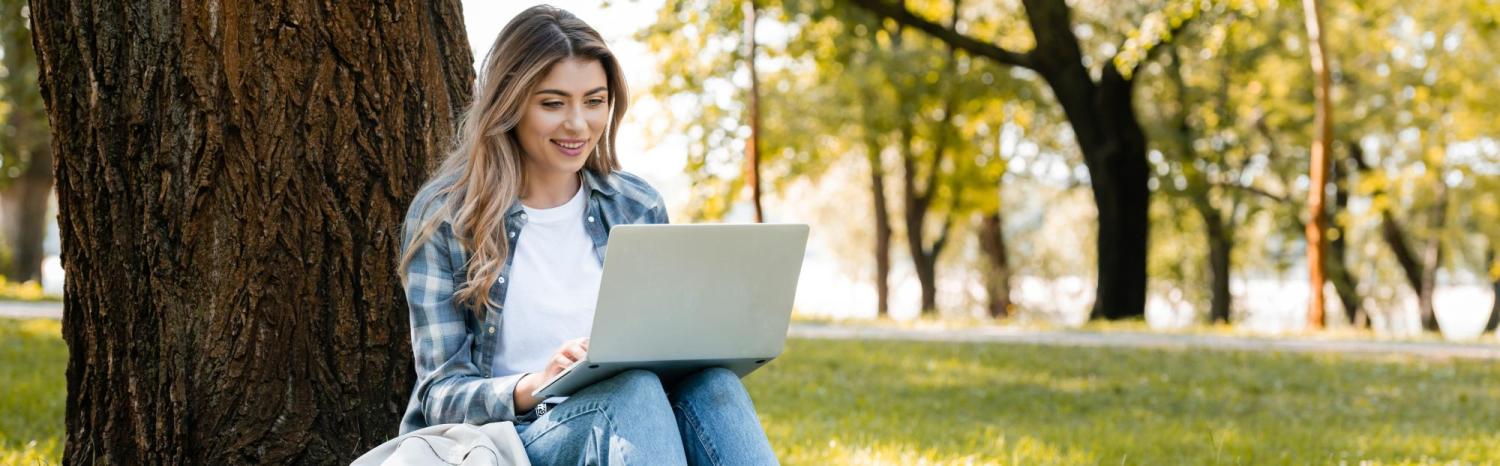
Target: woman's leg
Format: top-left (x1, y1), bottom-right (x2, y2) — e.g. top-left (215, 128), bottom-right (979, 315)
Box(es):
top-left (667, 368), bottom-right (779, 466)
top-left (518, 369), bottom-right (688, 466)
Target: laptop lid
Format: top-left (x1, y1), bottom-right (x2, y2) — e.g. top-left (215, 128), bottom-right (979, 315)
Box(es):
top-left (586, 223), bottom-right (809, 364)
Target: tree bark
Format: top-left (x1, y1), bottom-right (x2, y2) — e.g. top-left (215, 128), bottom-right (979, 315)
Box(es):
top-left (30, 1), bottom-right (474, 463)
top-left (1301, 0), bottom-right (1333, 329)
top-left (979, 211), bottom-right (1012, 318)
top-left (848, 0), bottom-right (1154, 319)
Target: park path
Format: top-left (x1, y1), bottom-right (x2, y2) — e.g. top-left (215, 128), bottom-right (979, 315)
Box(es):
top-left (7, 301), bottom-right (1497, 360)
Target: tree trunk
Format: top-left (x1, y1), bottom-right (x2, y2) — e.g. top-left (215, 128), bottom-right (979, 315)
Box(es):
top-left (1417, 182), bottom-right (1448, 332)
top-left (849, 0), bottom-right (1153, 320)
top-left (743, 0), bottom-right (764, 223)
top-left (0, 137), bottom-right (51, 282)
top-left (979, 211), bottom-right (1012, 318)
top-left (1327, 154), bottom-right (1364, 326)
top-left (30, 1), bottom-right (474, 463)
top-left (1201, 206), bottom-right (1232, 324)
top-left (899, 121), bottom-right (939, 314)
top-left (1485, 247), bottom-right (1498, 334)
top-left (1349, 142), bottom-right (1432, 328)
top-left (866, 135), bottom-right (892, 317)
top-left (1301, 0), bottom-right (1333, 330)
top-left (1075, 70), bottom-right (1151, 321)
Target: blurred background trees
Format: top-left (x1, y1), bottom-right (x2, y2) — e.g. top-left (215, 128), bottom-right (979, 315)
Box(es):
top-left (639, 0), bottom-right (1498, 334)
top-left (4, 0), bottom-right (1497, 335)
top-left (0, 0), bottom-right (51, 284)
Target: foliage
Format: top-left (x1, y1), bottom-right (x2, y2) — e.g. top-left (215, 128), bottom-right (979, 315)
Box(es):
top-left (0, 278), bottom-right (59, 302)
top-left (0, 0), bottom-right (48, 188)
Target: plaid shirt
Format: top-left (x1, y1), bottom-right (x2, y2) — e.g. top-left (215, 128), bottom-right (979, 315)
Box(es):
top-left (398, 169), bottom-right (669, 434)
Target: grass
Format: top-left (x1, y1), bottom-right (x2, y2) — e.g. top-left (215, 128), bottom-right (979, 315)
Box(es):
top-left (0, 319), bottom-right (65, 465)
top-left (4, 317), bottom-right (1499, 465)
top-left (745, 339), bottom-right (1500, 465)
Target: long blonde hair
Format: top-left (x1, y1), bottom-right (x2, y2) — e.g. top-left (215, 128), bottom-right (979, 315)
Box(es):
top-left (401, 5), bottom-right (628, 315)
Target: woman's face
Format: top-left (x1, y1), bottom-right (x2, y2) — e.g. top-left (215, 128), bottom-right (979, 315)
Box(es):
top-left (515, 58), bottom-right (610, 182)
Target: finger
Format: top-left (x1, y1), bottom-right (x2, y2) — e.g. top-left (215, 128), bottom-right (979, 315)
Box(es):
top-left (563, 346), bottom-right (587, 362)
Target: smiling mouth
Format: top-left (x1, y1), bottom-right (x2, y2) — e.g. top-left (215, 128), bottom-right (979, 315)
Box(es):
top-left (551, 139), bottom-right (585, 150)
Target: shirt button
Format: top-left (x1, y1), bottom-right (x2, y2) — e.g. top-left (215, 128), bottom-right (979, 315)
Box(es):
top-left (587, 216), bottom-right (595, 223)
top-left (488, 326), bottom-right (496, 334)
top-left (509, 231), bottom-right (516, 238)
top-left (520, 213), bottom-right (527, 220)
top-left (498, 277), bottom-right (506, 284)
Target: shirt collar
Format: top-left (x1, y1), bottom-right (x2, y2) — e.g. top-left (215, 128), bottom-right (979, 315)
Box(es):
top-left (507, 169), bottom-right (617, 218)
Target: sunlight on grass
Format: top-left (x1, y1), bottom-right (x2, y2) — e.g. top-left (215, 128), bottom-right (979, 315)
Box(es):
top-left (747, 338), bottom-right (1500, 464)
top-left (4, 317), bottom-right (1499, 464)
top-left (0, 318), bottom-right (65, 465)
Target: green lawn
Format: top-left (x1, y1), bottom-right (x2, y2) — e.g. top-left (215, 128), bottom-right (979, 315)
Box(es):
top-left (4, 318), bottom-right (1498, 465)
top-left (0, 319), bottom-right (65, 465)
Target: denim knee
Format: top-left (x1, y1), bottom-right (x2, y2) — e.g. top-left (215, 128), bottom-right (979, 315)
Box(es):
top-left (677, 367), bottom-right (741, 394)
top-left (602, 369), bottom-right (670, 411)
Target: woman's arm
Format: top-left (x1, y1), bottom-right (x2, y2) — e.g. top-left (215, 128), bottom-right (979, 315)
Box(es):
top-left (402, 202), bottom-right (527, 429)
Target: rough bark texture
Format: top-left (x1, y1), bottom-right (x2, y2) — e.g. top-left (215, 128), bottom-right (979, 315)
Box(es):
top-left (29, 1), bottom-right (474, 463)
top-left (850, 0), bottom-right (1154, 319)
top-left (979, 211), bottom-right (1011, 319)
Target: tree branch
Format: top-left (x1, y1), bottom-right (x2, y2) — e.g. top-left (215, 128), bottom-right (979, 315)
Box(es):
top-left (847, 0), bottom-right (1035, 70)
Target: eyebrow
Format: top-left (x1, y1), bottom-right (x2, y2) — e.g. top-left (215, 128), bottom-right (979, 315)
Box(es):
top-left (536, 87), bottom-right (609, 97)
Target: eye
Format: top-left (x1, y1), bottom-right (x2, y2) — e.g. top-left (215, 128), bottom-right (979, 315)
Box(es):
top-left (586, 98), bottom-right (607, 107)
top-left (542, 101), bottom-right (564, 109)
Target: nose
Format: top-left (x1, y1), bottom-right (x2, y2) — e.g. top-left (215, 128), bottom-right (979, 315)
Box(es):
top-left (562, 105), bottom-right (586, 133)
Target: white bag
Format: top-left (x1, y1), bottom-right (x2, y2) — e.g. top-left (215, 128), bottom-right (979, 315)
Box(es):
top-left (351, 422), bottom-right (532, 466)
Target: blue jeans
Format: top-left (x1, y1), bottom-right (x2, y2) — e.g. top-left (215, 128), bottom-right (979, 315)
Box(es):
top-left (514, 368), bottom-right (778, 465)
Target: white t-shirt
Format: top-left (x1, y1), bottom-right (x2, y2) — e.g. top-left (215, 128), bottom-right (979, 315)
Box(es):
top-left (492, 184), bottom-right (602, 377)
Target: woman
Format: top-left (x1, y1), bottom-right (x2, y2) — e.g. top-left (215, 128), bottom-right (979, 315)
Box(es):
top-left (397, 5), bottom-right (778, 465)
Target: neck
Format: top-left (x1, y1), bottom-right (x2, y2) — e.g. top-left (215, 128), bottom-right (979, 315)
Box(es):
top-left (521, 169), bottom-right (582, 209)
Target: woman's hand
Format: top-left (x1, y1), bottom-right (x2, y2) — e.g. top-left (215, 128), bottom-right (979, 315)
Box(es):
top-left (514, 337), bottom-right (589, 414)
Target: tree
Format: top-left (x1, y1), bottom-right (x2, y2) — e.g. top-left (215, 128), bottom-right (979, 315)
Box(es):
top-left (744, 0), bottom-right (766, 222)
top-left (849, 0), bottom-right (1228, 319)
top-left (1300, 0), bottom-right (1332, 329)
top-left (29, 1), bottom-right (474, 463)
top-left (642, 0), bottom-right (1019, 316)
top-left (0, 0), bottom-right (51, 283)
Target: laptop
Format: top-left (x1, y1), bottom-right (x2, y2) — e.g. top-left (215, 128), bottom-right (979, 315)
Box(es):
top-left (530, 223), bottom-right (810, 400)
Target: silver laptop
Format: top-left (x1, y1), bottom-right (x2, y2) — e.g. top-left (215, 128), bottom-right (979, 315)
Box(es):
top-left (530, 223), bottom-right (810, 400)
